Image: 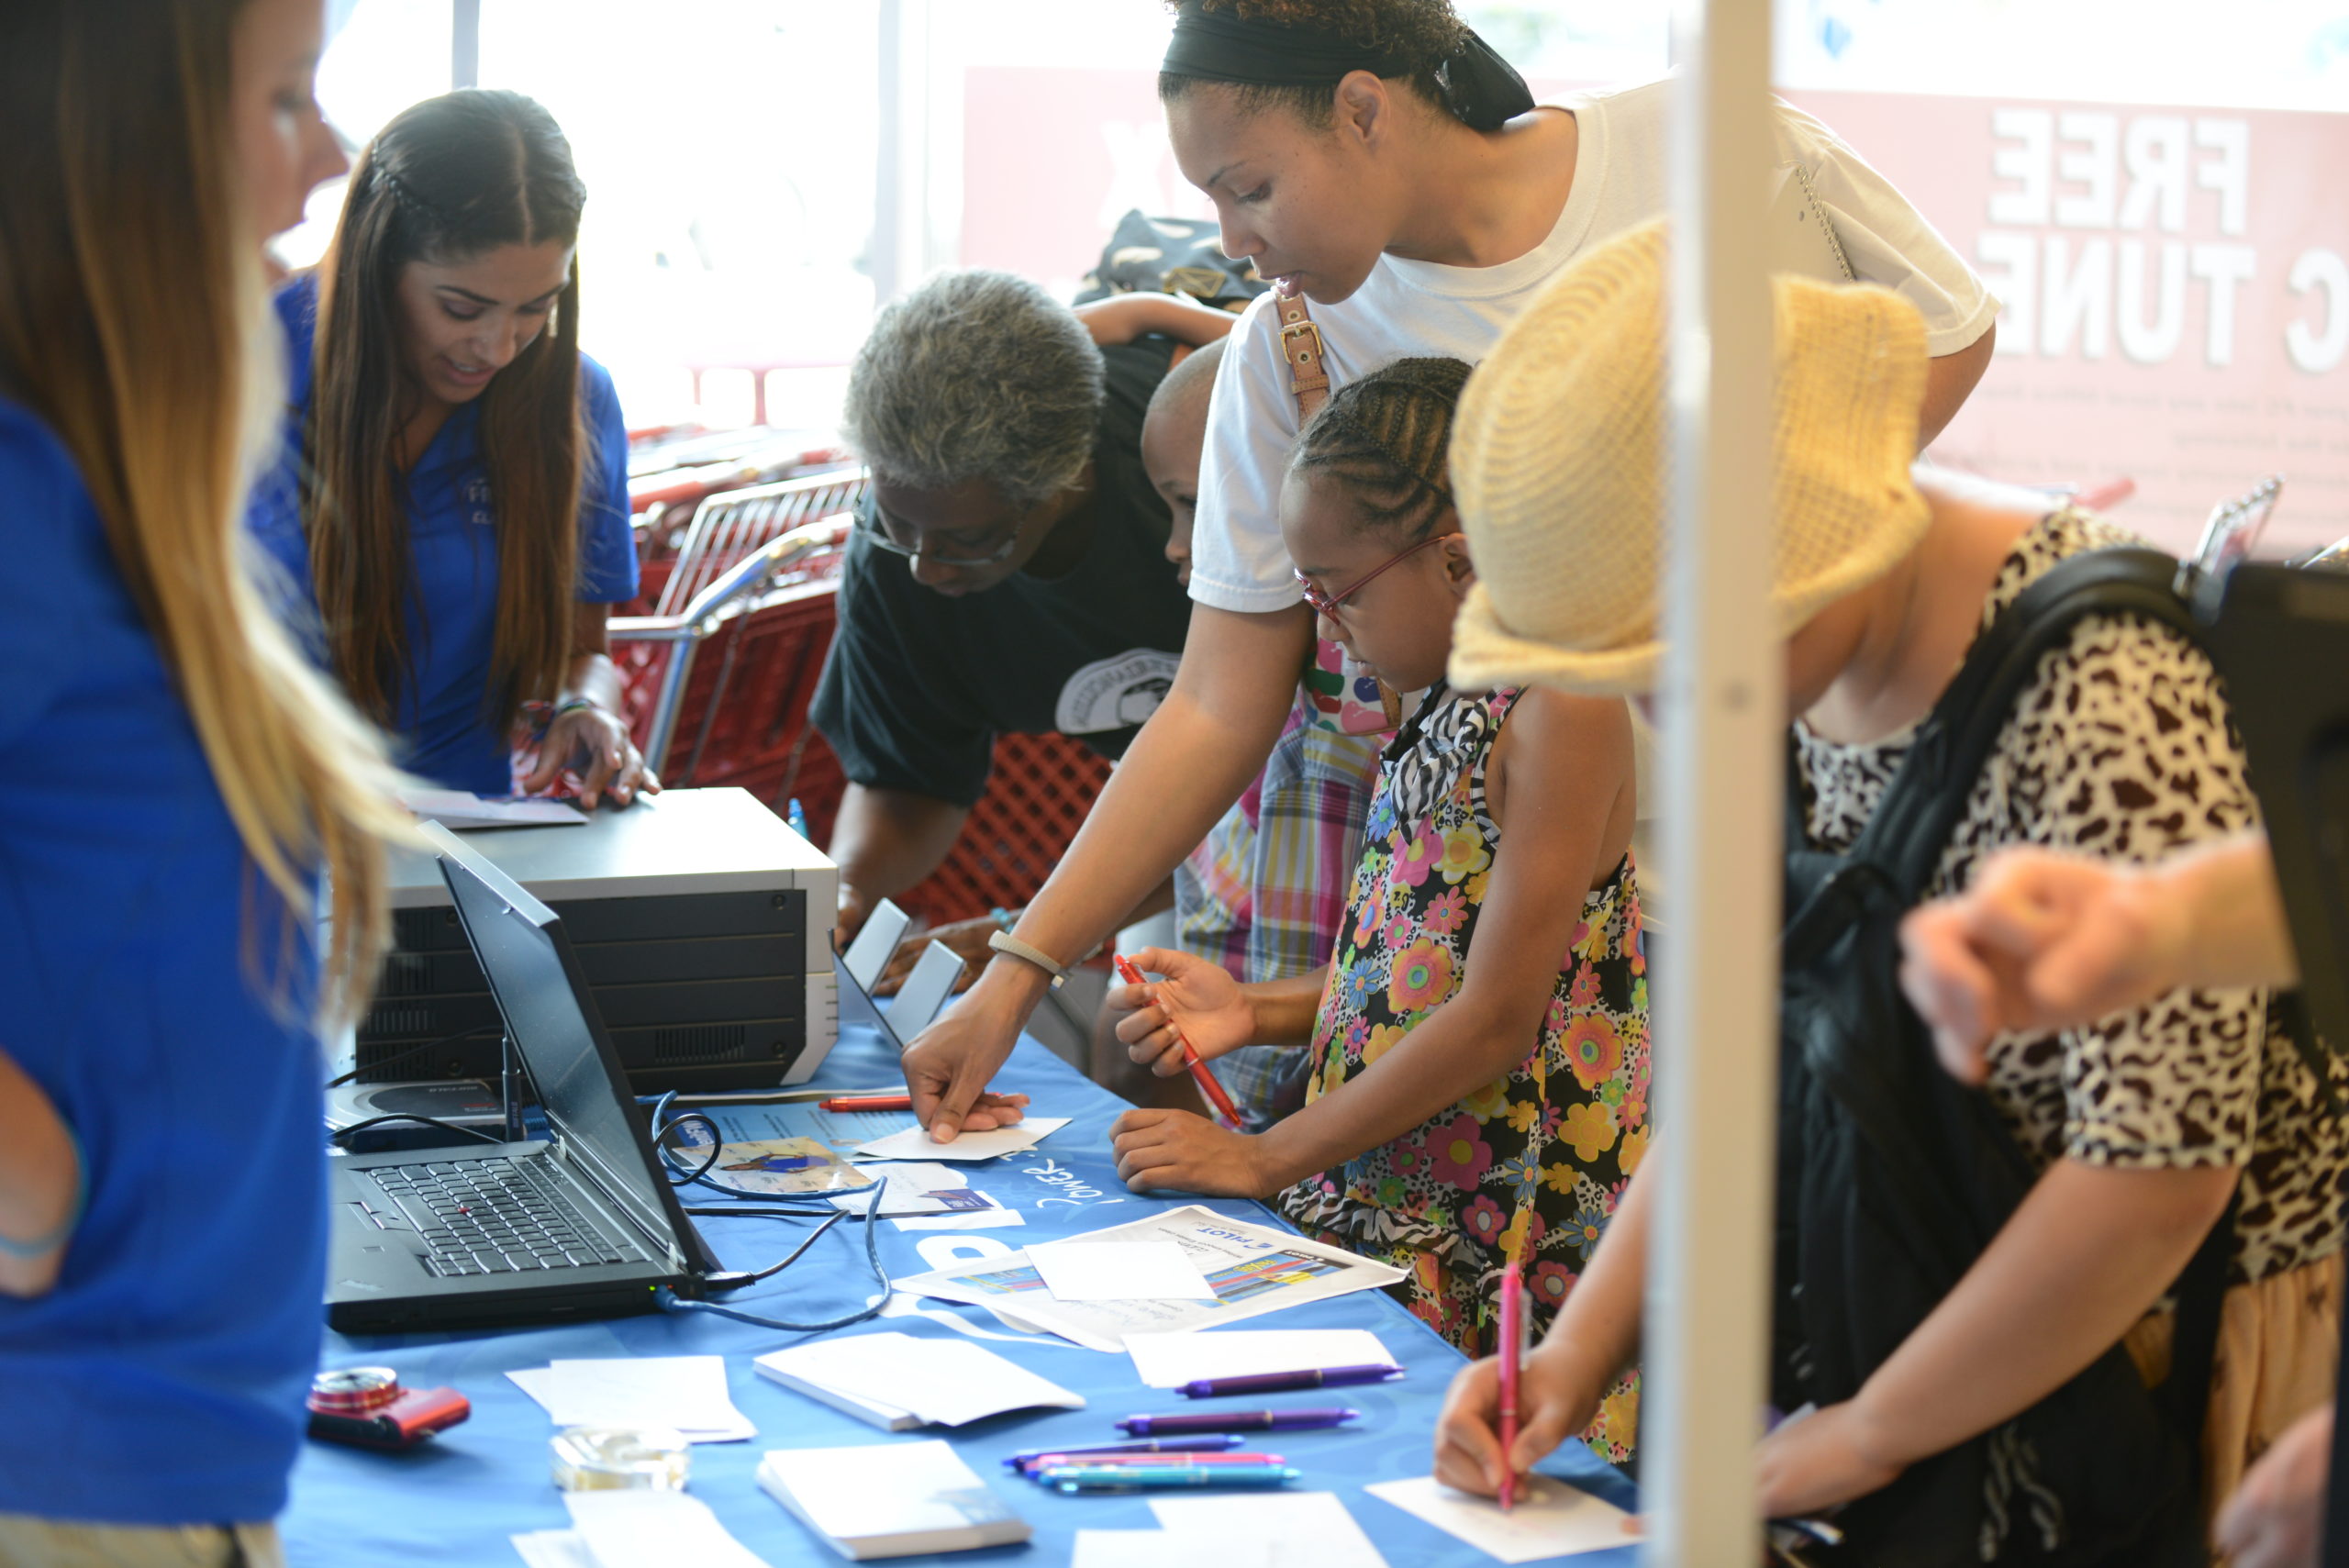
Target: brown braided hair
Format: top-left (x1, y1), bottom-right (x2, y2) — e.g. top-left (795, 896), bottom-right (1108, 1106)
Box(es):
top-left (1289, 356), bottom-right (1471, 540)
top-left (1159, 0), bottom-right (1466, 126)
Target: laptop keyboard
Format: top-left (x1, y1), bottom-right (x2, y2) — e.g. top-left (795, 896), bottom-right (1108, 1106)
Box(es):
top-left (363, 1157), bottom-right (647, 1277)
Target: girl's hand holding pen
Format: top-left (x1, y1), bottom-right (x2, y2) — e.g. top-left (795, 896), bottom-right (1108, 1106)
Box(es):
top-left (1108, 947), bottom-right (1256, 1074)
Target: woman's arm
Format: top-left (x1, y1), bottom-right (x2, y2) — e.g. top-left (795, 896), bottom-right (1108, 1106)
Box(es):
top-left (1900, 833), bottom-right (2293, 1084)
top-left (1918, 326), bottom-right (1996, 448)
top-left (521, 604), bottom-right (660, 808)
top-left (830, 783), bottom-right (972, 947)
top-left (1074, 293), bottom-right (1241, 350)
top-left (0, 1051), bottom-right (78, 1297)
top-left (901, 601), bottom-right (1314, 1140)
top-left (1757, 1157), bottom-right (2236, 1517)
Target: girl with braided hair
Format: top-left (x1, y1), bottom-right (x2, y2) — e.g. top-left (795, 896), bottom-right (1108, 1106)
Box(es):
top-left (1108, 359), bottom-right (1646, 1459)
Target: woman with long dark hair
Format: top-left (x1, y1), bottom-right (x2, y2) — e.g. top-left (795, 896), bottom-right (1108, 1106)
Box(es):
top-left (256, 89), bottom-right (654, 807)
top-left (0, 0), bottom-right (410, 1558)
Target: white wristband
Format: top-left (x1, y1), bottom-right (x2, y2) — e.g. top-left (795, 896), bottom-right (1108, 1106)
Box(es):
top-left (986, 929), bottom-right (1069, 989)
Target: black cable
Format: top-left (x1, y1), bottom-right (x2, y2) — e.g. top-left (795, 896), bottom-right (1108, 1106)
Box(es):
top-left (655, 1199), bottom-right (889, 1332)
top-left (325, 1026), bottom-right (502, 1089)
top-left (685, 1207), bottom-right (849, 1285)
top-left (328, 1114), bottom-right (505, 1148)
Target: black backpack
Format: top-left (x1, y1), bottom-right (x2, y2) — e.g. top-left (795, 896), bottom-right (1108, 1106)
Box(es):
top-left (1776, 547), bottom-right (2235, 1565)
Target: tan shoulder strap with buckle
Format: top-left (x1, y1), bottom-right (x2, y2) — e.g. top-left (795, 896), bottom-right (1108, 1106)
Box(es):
top-left (1275, 292), bottom-right (1404, 729)
top-left (1275, 293), bottom-right (1330, 421)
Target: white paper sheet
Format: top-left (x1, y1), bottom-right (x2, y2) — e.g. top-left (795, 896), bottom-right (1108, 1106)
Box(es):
top-left (1124, 1329), bottom-right (1397, 1389)
top-left (1030, 1240), bottom-right (1217, 1302)
top-left (756, 1330), bottom-right (1084, 1429)
top-left (827, 1161), bottom-right (973, 1216)
top-left (508, 1356), bottom-right (756, 1442)
top-left (893, 1205), bottom-right (1408, 1351)
top-left (564, 1491), bottom-right (772, 1568)
top-left (895, 1208), bottom-right (1026, 1231)
top-left (1151, 1492), bottom-right (1387, 1568)
top-left (854, 1117), bottom-right (1070, 1163)
top-left (508, 1531), bottom-right (596, 1568)
top-left (1363, 1475), bottom-right (1642, 1562)
top-left (400, 788), bottom-right (587, 830)
top-left (1070, 1530), bottom-right (1256, 1568)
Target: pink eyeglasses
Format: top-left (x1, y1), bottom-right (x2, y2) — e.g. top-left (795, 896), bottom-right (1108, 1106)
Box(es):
top-left (1293, 532), bottom-right (1460, 624)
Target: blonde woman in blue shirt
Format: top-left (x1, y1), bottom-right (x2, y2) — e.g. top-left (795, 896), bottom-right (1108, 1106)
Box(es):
top-left (0, 0), bottom-right (408, 1560)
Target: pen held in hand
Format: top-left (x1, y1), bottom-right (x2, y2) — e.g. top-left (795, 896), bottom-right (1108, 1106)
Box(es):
top-left (1497, 1261), bottom-right (1524, 1513)
top-left (1112, 953), bottom-right (1246, 1130)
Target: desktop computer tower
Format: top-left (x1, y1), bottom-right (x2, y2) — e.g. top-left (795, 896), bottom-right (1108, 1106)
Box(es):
top-left (343, 787), bottom-right (839, 1095)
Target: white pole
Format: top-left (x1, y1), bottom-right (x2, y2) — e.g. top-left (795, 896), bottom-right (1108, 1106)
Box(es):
top-left (1644, 0), bottom-right (1782, 1562)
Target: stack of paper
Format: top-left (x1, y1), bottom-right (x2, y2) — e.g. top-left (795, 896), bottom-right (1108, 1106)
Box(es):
top-left (854, 1117), bottom-right (1070, 1163)
top-left (754, 1330), bottom-right (1084, 1430)
top-left (506, 1355), bottom-right (756, 1442)
top-left (1364, 1475), bottom-right (1642, 1561)
top-left (758, 1439), bottom-right (1031, 1560)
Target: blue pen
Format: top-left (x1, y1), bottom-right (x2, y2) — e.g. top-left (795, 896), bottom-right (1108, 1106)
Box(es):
top-left (1003, 1436), bottom-right (1243, 1470)
top-left (1048, 1465), bottom-right (1301, 1493)
top-left (786, 797), bottom-right (809, 840)
top-left (1118, 1407), bottom-right (1357, 1437)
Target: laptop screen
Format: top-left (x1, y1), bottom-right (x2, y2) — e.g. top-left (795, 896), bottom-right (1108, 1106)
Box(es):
top-left (429, 827), bottom-right (683, 1259)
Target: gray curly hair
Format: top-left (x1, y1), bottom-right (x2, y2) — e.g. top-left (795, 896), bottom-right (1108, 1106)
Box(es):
top-left (842, 270), bottom-right (1107, 509)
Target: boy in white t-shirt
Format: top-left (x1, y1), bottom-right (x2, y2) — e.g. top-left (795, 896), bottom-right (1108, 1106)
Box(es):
top-left (897, 0), bottom-right (1997, 1146)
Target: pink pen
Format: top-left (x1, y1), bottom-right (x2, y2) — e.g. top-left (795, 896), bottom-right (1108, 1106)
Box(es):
top-left (1497, 1261), bottom-right (1523, 1513)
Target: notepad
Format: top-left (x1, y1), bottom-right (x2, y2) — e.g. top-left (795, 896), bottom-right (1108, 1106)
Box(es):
top-left (1363, 1475), bottom-right (1642, 1562)
top-left (854, 1117), bottom-right (1070, 1162)
top-left (754, 1331), bottom-right (1085, 1430)
top-left (1125, 1329), bottom-right (1397, 1388)
top-left (758, 1440), bottom-right (1032, 1560)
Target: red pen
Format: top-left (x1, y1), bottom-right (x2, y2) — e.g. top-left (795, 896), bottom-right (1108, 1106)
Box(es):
top-left (1112, 953), bottom-right (1243, 1131)
top-left (818, 1094), bottom-right (915, 1112)
top-left (1497, 1260), bottom-right (1523, 1513)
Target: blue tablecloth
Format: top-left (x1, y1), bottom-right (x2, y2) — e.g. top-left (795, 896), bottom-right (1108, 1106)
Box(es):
top-left (284, 1007), bottom-right (1637, 1565)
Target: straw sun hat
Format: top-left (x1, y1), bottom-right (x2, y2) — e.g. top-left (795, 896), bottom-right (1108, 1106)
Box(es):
top-left (1448, 219), bottom-right (1932, 697)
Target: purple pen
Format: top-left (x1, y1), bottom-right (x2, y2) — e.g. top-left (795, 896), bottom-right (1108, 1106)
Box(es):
top-left (1003, 1435), bottom-right (1243, 1470)
top-left (1117, 1407), bottom-right (1359, 1436)
top-left (1177, 1365), bottom-right (1402, 1398)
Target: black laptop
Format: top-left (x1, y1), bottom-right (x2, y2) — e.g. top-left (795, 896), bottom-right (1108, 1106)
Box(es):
top-left (326, 825), bottom-right (723, 1332)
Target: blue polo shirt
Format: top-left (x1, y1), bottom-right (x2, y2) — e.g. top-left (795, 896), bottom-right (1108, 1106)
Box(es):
top-left (0, 396), bottom-right (327, 1525)
top-left (251, 273), bottom-right (640, 794)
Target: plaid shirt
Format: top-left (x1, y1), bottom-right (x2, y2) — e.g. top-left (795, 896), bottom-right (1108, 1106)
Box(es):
top-left (1174, 694), bottom-right (1385, 1130)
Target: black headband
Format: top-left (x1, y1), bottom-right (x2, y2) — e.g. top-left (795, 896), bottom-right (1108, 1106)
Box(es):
top-left (1162, 2), bottom-right (1534, 132)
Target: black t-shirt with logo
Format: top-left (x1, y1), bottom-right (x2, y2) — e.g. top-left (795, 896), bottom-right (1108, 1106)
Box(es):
top-left (812, 339), bottom-right (1191, 808)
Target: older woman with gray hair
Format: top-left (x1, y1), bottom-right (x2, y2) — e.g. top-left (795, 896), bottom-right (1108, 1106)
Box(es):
top-left (812, 268), bottom-right (1214, 1000)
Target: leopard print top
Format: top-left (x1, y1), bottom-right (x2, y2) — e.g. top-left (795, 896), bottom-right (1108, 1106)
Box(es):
top-left (1795, 508), bottom-right (2347, 1284)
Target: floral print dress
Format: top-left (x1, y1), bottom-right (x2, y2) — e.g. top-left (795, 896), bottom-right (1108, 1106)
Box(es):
top-left (1275, 684), bottom-right (1649, 1463)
